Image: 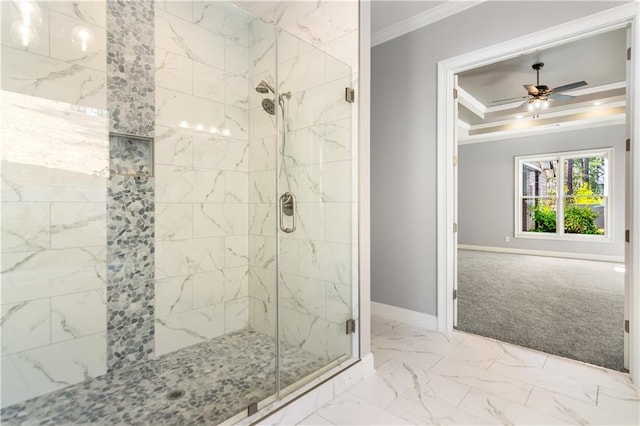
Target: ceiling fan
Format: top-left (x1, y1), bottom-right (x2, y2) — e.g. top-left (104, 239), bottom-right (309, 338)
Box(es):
top-left (492, 62), bottom-right (588, 112)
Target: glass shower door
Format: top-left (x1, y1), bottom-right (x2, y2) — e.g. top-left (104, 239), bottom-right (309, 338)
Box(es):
top-left (275, 28), bottom-right (357, 393)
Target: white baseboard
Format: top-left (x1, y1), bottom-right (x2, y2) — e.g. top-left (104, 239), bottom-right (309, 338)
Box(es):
top-left (458, 244), bottom-right (624, 263)
top-left (371, 302), bottom-right (438, 330)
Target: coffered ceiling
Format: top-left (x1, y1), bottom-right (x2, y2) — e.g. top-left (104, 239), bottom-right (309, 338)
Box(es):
top-left (456, 27), bottom-right (628, 143)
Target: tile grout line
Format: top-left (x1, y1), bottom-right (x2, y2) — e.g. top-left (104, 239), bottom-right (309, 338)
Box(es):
top-left (524, 385), bottom-right (534, 407)
top-left (427, 355), bottom-right (445, 372)
top-left (455, 387), bottom-right (473, 408)
top-left (486, 357), bottom-right (497, 371)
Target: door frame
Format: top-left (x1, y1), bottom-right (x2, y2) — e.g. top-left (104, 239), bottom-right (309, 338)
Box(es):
top-left (436, 2), bottom-right (640, 383)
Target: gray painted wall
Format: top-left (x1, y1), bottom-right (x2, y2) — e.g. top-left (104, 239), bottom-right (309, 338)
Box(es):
top-left (370, 1), bottom-right (627, 315)
top-left (458, 126), bottom-right (626, 258)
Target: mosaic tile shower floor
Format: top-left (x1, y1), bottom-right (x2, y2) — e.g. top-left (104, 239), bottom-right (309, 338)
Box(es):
top-left (1, 329), bottom-right (328, 425)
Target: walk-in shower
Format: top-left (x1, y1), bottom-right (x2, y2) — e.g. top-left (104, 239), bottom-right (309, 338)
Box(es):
top-left (0, 0), bottom-right (359, 424)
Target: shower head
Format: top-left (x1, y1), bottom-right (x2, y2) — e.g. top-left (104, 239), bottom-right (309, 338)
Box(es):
top-left (255, 80), bottom-right (275, 94)
top-left (262, 98), bottom-right (276, 115)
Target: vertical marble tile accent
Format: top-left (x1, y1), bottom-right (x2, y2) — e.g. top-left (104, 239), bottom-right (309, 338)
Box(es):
top-left (106, 0), bottom-right (155, 371)
top-left (106, 176), bottom-right (155, 370)
top-left (106, 0), bottom-right (155, 137)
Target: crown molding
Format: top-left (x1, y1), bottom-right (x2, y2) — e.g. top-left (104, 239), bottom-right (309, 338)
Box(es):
top-left (458, 112), bottom-right (625, 145)
top-left (371, 1), bottom-right (486, 47)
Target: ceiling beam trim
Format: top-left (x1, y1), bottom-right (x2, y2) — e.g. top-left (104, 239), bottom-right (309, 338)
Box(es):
top-left (372, 0), bottom-right (487, 47)
top-left (457, 86), bottom-right (486, 119)
top-left (459, 113), bottom-right (625, 145)
top-left (473, 100), bottom-right (626, 131)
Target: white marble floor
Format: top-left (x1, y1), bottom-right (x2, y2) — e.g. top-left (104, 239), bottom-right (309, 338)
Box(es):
top-left (297, 315), bottom-right (640, 425)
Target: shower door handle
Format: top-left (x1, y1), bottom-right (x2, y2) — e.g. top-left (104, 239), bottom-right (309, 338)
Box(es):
top-left (279, 192), bottom-right (296, 233)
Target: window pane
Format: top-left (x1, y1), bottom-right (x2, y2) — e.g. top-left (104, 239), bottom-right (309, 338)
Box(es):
top-left (563, 156), bottom-right (606, 197)
top-left (522, 160), bottom-right (558, 197)
top-left (564, 196), bottom-right (606, 235)
top-left (522, 197), bottom-right (556, 233)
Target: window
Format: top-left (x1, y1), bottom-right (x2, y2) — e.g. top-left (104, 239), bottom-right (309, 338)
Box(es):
top-left (515, 148), bottom-right (611, 240)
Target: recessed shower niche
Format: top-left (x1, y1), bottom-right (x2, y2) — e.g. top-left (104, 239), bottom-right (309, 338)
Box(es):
top-left (0, 0), bottom-right (360, 423)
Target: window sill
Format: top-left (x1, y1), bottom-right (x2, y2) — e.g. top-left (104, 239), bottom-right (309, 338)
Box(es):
top-left (515, 232), bottom-right (612, 243)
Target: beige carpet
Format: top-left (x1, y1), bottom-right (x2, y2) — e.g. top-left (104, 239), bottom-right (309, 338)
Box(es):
top-left (457, 250), bottom-right (625, 371)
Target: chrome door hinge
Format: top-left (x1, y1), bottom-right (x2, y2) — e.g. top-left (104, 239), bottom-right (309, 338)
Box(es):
top-left (627, 138), bottom-right (631, 152)
top-left (453, 289), bottom-right (458, 300)
top-left (453, 223), bottom-right (458, 233)
top-left (453, 155), bottom-right (458, 166)
top-left (627, 47), bottom-right (631, 61)
top-left (345, 87), bottom-right (355, 103)
top-left (346, 319), bottom-right (356, 335)
top-left (626, 229), bottom-right (630, 243)
top-left (625, 320), bottom-right (630, 333)
top-left (453, 88), bottom-right (458, 99)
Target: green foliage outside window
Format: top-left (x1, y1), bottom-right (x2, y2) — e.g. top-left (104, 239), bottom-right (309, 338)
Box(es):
top-left (572, 183), bottom-right (604, 205)
top-left (532, 200), bottom-right (604, 235)
top-left (533, 204), bottom-right (556, 233)
top-left (564, 205), bottom-right (602, 234)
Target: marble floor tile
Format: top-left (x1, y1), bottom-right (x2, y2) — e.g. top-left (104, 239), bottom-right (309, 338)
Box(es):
top-left (384, 390), bottom-right (492, 425)
top-left (543, 354), bottom-right (636, 392)
top-left (374, 358), bottom-right (471, 408)
top-left (372, 337), bottom-right (443, 371)
top-left (430, 357), bottom-right (533, 405)
top-left (309, 392), bottom-right (411, 425)
top-left (345, 373), bottom-right (402, 409)
top-left (371, 316), bottom-right (466, 345)
top-left (297, 413), bottom-right (334, 425)
top-left (408, 337), bottom-right (498, 370)
top-left (488, 360), bottom-right (598, 404)
top-left (526, 387), bottom-right (638, 425)
top-left (458, 389), bottom-right (568, 425)
top-left (460, 332), bottom-right (549, 368)
top-left (300, 315), bottom-right (639, 426)
top-left (596, 384), bottom-right (640, 421)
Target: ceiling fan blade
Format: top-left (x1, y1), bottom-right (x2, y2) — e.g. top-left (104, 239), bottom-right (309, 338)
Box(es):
top-left (524, 84), bottom-right (539, 95)
top-left (518, 100), bottom-right (529, 109)
top-left (491, 95), bottom-right (527, 104)
top-left (549, 93), bottom-right (574, 101)
top-left (552, 81), bottom-right (587, 93)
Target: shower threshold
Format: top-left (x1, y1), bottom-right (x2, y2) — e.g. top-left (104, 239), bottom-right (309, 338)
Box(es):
top-left (1, 329), bottom-right (330, 425)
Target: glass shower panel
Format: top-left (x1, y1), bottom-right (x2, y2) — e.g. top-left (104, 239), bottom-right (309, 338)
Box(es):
top-left (1, 0), bottom-right (109, 408)
top-left (276, 27), bottom-right (356, 392)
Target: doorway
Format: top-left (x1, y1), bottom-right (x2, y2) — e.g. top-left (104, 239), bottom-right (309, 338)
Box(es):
top-left (436, 4), bottom-right (640, 382)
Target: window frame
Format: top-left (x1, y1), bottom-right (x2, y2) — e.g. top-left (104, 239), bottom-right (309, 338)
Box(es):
top-left (514, 148), bottom-right (613, 242)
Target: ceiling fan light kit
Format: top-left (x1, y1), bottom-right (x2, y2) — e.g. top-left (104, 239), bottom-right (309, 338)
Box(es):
top-left (492, 62), bottom-right (588, 118)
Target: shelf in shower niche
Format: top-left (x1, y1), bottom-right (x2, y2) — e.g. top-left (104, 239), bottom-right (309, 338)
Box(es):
top-left (109, 132), bottom-right (154, 177)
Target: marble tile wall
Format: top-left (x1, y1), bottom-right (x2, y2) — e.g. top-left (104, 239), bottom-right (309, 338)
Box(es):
top-left (246, 1), bottom-right (359, 363)
top-left (244, 0), bottom-right (359, 73)
top-left (1, 1), bottom-right (109, 407)
top-left (153, 0), bottom-right (252, 356)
